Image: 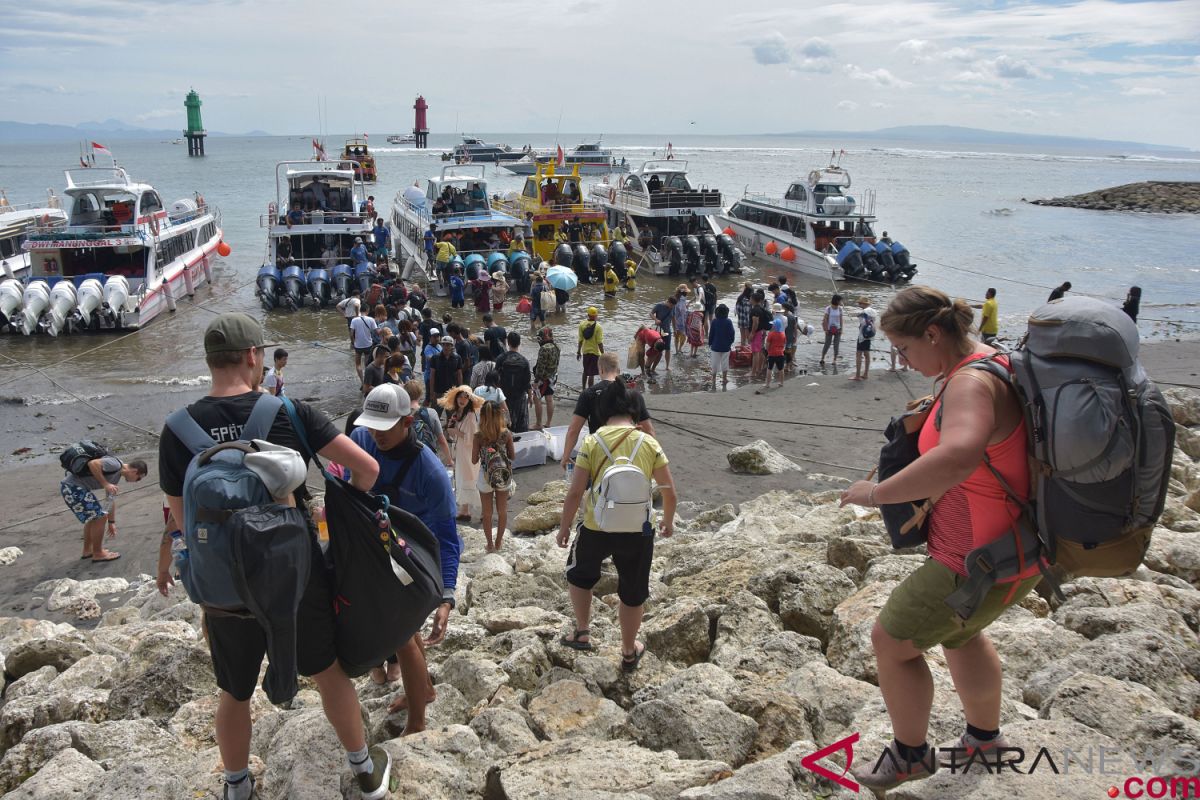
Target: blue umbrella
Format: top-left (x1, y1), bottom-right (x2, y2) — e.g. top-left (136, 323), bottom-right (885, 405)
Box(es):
top-left (546, 265), bottom-right (579, 291)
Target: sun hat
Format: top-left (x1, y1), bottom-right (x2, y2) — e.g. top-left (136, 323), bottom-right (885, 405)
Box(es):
top-left (772, 303), bottom-right (784, 313)
top-left (437, 384), bottom-right (484, 412)
top-left (440, 335), bottom-right (454, 344)
top-left (204, 312), bottom-right (275, 354)
top-left (356, 384), bottom-right (412, 431)
top-left (243, 440), bottom-right (307, 499)
top-left (587, 306), bottom-right (598, 317)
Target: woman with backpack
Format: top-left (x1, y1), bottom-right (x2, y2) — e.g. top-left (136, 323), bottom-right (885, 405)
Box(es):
top-left (555, 380), bottom-right (677, 672)
top-left (440, 385), bottom-right (483, 522)
top-left (838, 286), bottom-right (1042, 793)
top-left (472, 400), bottom-right (515, 552)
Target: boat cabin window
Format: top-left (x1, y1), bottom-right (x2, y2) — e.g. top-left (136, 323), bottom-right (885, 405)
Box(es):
top-left (69, 189), bottom-right (138, 227)
top-left (290, 176), bottom-right (354, 213)
top-left (663, 173), bottom-right (691, 191)
top-left (785, 184), bottom-right (807, 202)
top-left (523, 180), bottom-right (538, 199)
top-left (140, 191), bottom-right (163, 216)
top-left (623, 175), bottom-right (644, 193)
top-left (1, 234), bottom-right (25, 259)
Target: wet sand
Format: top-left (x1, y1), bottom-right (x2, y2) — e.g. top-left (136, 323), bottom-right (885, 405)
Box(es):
top-left (0, 338), bottom-right (1196, 621)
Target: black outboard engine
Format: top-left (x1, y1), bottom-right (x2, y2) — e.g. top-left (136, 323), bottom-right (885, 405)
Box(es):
top-left (700, 234), bottom-right (720, 275)
top-left (860, 245), bottom-right (883, 281)
top-left (354, 263), bottom-right (374, 295)
top-left (663, 236), bottom-right (683, 275)
top-left (891, 241), bottom-right (916, 281)
top-left (836, 241), bottom-right (865, 279)
top-left (553, 243), bottom-right (574, 269)
top-left (509, 253), bottom-right (531, 293)
top-left (609, 240), bottom-right (628, 269)
top-left (717, 233), bottom-right (736, 258)
top-left (256, 265), bottom-right (281, 311)
top-left (876, 242), bottom-right (896, 279)
top-left (682, 235), bottom-right (701, 276)
top-left (307, 268), bottom-right (331, 308)
top-left (331, 264), bottom-right (352, 299)
top-left (725, 246), bottom-right (744, 274)
top-left (591, 244), bottom-right (607, 282)
top-left (281, 265), bottom-right (305, 311)
top-left (572, 244), bottom-right (591, 283)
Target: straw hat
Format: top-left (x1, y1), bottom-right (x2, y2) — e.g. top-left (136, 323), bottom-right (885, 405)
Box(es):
top-left (438, 384), bottom-right (484, 412)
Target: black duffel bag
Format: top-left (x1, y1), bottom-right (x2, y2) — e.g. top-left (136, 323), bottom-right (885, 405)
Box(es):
top-left (877, 395), bottom-right (940, 549)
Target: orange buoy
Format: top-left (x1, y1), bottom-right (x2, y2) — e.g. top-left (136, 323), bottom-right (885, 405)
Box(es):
top-left (764, 241), bottom-right (778, 256)
top-left (217, 241), bottom-right (232, 257)
top-left (722, 227), bottom-right (735, 236)
top-left (780, 246), bottom-right (796, 262)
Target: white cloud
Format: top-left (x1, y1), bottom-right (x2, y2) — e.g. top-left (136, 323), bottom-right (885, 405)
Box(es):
top-left (897, 39), bottom-right (937, 64)
top-left (847, 65), bottom-right (912, 89)
top-left (1122, 86), bottom-right (1167, 97)
top-left (748, 32), bottom-right (835, 72)
top-left (751, 32), bottom-right (791, 65)
top-left (134, 108), bottom-right (180, 123)
top-left (991, 54), bottom-right (1044, 80)
top-left (871, 101), bottom-right (890, 109)
top-left (837, 100), bottom-right (859, 111)
top-left (799, 37), bottom-right (834, 59)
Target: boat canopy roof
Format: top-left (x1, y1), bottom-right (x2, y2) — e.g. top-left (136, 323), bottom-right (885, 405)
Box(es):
top-left (632, 159), bottom-right (688, 175)
top-left (63, 167), bottom-right (147, 194)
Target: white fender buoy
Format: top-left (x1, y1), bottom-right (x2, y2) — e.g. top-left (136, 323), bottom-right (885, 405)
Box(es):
top-left (162, 276), bottom-right (177, 312)
top-left (71, 278), bottom-right (104, 331)
top-left (183, 263), bottom-right (195, 296)
top-left (40, 280), bottom-right (78, 337)
top-left (0, 281), bottom-right (23, 329)
top-left (200, 252), bottom-right (212, 284)
top-left (17, 281), bottom-right (50, 336)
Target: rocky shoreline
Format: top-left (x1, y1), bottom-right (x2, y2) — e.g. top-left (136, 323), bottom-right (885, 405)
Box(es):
top-left (0, 389), bottom-right (1198, 798)
top-left (1028, 181), bottom-right (1200, 213)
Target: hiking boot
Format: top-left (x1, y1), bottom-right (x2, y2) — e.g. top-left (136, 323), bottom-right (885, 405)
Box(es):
top-left (222, 775), bottom-right (257, 800)
top-left (355, 745), bottom-right (392, 800)
top-left (938, 730), bottom-right (1018, 769)
top-left (851, 740), bottom-right (938, 797)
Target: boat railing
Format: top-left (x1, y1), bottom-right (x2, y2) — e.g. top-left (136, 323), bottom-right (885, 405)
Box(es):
top-left (260, 211), bottom-right (373, 228)
top-left (638, 189), bottom-right (722, 210)
top-left (0, 200), bottom-right (63, 215)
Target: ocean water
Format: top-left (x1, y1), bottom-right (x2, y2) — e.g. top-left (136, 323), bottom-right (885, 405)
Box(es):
top-left (1, 132), bottom-right (1197, 404)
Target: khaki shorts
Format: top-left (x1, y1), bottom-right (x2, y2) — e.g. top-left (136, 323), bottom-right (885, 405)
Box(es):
top-left (878, 558), bottom-right (1040, 650)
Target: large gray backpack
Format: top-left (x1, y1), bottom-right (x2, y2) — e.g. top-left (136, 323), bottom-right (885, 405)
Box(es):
top-left (945, 296), bottom-right (1175, 620)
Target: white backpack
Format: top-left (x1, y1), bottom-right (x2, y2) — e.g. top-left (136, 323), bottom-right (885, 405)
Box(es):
top-left (589, 430), bottom-right (653, 532)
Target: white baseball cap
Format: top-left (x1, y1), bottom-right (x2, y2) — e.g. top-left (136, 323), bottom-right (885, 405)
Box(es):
top-left (357, 384), bottom-right (413, 431)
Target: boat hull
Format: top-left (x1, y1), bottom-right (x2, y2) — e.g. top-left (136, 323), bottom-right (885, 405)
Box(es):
top-left (503, 162), bottom-right (627, 176)
top-left (715, 214), bottom-right (845, 282)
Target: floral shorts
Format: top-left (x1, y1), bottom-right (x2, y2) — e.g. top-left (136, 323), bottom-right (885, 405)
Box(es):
top-left (60, 482), bottom-right (107, 523)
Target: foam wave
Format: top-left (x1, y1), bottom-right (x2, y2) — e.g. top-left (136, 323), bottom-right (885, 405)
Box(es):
top-left (25, 392), bottom-right (113, 406)
top-left (117, 375), bottom-right (212, 387)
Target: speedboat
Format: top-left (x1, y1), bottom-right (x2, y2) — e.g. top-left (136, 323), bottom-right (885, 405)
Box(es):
top-left (441, 136), bottom-right (529, 164)
top-left (340, 137), bottom-right (377, 182)
top-left (502, 141), bottom-right (629, 176)
top-left (391, 165), bottom-right (528, 291)
top-left (589, 160), bottom-right (742, 277)
top-left (386, 134), bottom-right (415, 145)
top-left (5, 165), bottom-right (223, 335)
top-left (0, 189), bottom-right (67, 280)
top-left (257, 161), bottom-right (374, 311)
top-left (716, 161), bottom-right (916, 283)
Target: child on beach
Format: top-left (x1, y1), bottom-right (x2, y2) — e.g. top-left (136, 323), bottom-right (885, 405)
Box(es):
top-left (758, 318), bottom-right (787, 393)
top-left (850, 296), bottom-right (878, 382)
top-left (449, 269), bottom-right (465, 309)
top-left (685, 302), bottom-right (705, 357)
top-left (491, 272), bottom-right (508, 312)
top-left (472, 401), bottom-right (515, 552)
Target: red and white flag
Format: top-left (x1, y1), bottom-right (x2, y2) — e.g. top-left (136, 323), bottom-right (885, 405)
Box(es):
top-left (91, 141), bottom-right (110, 156)
top-left (363, 133), bottom-right (368, 140)
top-left (555, 145), bottom-right (565, 167)
top-left (312, 138), bottom-right (327, 161)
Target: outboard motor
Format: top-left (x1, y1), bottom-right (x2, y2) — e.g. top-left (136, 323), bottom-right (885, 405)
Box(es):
top-left (306, 268), bottom-right (331, 308)
top-left (101, 276), bottom-right (131, 328)
top-left (0, 281), bottom-right (23, 330)
top-left (725, 246), bottom-right (744, 275)
top-left (663, 236), bottom-right (683, 275)
top-left (509, 252), bottom-right (530, 293)
top-left (891, 241), bottom-right (915, 281)
top-left (281, 264), bottom-right (305, 310)
top-left (876, 241), bottom-right (896, 276)
top-left (354, 262), bottom-right (374, 295)
top-left (68, 278), bottom-right (104, 333)
top-left (609, 240), bottom-right (628, 269)
top-left (717, 233), bottom-right (736, 258)
top-left (700, 234), bottom-right (720, 275)
top-left (331, 264), bottom-right (352, 299)
top-left (836, 241), bottom-right (864, 279)
top-left (39, 280), bottom-right (78, 337)
top-left (464, 253), bottom-right (485, 281)
top-left (860, 244), bottom-right (883, 281)
top-left (553, 243), bottom-right (574, 269)
top-left (590, 244), bottom-right (607, 281)
top-left (682, 236), bottom-right (701, 276)
top-left (486, 253), bottom-right (508, 283)
top-left (448, 255), bottom-right (464, 280)
top-left (571, 245), bottom-right (591, 283)
top-left (16, 281), bottom-right (50, 335)
top-left (256, 265), bottom-right (282, 310)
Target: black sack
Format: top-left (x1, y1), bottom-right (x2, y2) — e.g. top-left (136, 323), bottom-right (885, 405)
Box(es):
top-left (322, 473), bottom-right (443, 678)
top-left (877, 396), bottom-right (940, 548)
top-left (60, 440), bottom-right (110, 476)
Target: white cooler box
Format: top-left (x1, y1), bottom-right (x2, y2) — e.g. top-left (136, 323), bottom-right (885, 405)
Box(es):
top-left (511, 431), bottom-right (548, 469)
top-left (545, 424), bottom-right (588, 461)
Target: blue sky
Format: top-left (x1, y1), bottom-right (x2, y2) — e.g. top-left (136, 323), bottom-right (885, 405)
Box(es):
top-left (1, 0), bottom-right (1197, 148)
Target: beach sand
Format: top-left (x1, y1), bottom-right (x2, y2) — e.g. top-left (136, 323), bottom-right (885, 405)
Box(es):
top-left (1, 339), bottom-right (1196, 621)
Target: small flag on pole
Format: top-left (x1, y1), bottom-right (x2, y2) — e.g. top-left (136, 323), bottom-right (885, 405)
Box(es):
top-left (556, 145), bottom-right (565, 167)
top-left (91, 141), bottom-right (110, 156)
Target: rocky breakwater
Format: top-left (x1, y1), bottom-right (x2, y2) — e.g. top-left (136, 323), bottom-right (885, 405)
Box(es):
top-left (2, 391), bottom-right (1200, 799)
top-left (1029, 181), bottom-right (1200, 214)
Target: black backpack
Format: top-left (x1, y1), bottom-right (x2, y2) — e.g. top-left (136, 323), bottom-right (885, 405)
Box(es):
top-left (497, 352), bottom-right (531, 398)
top-left (60, 440), bottom-right (110, 476)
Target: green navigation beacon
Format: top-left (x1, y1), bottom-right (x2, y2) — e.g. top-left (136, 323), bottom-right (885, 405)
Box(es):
top-left (184, 89), bottom-right (206, 156)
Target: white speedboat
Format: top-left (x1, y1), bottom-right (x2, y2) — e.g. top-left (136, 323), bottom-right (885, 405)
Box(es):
top-left (386, 134), bottom-right (415, 145)
top-left (5, 166), bottom-right (223, 335)
top-left (256, 161), bottom-right (374, 311)
top-left (0, 189), bottom-right (67, 280)
top-left (502, 141), bottom-right (630, 176)
top-left (588, 160), bottom-right (742, 277)
top-left (716, 162), bottom-right (916, 283)
top-left (441, 136), bottom-right (529, 164)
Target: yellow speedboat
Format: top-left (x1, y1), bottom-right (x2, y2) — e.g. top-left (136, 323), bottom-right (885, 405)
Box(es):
top-left (339, 137), bottom-right (377, 183)
top-left (494, 162), bottom-right (612, 263)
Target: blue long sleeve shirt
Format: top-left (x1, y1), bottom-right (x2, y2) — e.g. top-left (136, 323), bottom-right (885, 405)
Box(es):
top-left (350, 428), bottom-right (461, 601)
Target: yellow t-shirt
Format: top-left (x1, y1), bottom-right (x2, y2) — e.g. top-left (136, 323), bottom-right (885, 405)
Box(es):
top-left (576, 426), bottom-right (668, 531)
top-left (603, 269), bottom-right (619, 293)
top-left (434, 241), bottom-right (456, 263)
top-left (981, 297), bottom-right (998, 335)
top-left (578, 320), bottom-right (604, 355)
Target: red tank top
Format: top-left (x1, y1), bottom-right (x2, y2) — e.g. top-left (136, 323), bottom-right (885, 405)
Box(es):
top-left (917, 353), bottom-right (1039, 580)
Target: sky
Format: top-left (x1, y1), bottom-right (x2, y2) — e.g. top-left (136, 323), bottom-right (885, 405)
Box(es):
top-left (1, 0), bottom-right (1199, 148)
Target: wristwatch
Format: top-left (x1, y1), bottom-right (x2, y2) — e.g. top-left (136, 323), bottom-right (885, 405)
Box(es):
top-left (442, 596), bottom-right (456, 610)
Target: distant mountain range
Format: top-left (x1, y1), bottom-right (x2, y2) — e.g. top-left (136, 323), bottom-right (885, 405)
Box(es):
top-left (769, 125), bottom-right (1191, 153)
top-left (0, 118), bottom-right (269, 143)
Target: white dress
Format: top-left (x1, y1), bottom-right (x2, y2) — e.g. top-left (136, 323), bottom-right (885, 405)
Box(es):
top-left (446, 410), bottom-right (481, 513)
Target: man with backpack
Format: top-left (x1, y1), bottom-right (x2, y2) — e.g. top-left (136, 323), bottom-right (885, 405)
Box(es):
top-left (59, 444), bottom-right (147, 563)
top-left (559, 352), bottom-right (654, 472)
top-left (482, 313), bottom-right (507, 360)
top-left (156, 313), bottom-right (392, 800)
top-left (350, 302), bottom-right (378, 381)
top-left (850, 296), bottom-right (877, 382)
top-left (494, 331), bottom-right (533, 433)
top-left (349, 383), bottom-right (461, 734)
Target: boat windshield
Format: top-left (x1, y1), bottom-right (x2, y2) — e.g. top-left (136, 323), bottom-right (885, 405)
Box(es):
top-left (432, 181), bottom-right (490, 215)
top-left (288, 174), bottom-right (356, 212)
top-left (68, 188), bottom-right (138, 227)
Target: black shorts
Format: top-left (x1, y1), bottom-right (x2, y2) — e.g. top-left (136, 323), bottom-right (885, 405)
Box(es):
top-left (204, 539), bottom-right (337, 701)
top-left (355, 345), bottom-right (373, 357)
top-left (767, 355), bottom-right (786, 370)
top-left (565, 524), bottom-right (655, 607)
top-left (536, 378), bottom-right (555, 398)
top-left (653, 340), bottom-right (669, 352)
top-left (857, 340), bottom-right (872, 352)
top-left (581, 353), bottom-right (599, 377)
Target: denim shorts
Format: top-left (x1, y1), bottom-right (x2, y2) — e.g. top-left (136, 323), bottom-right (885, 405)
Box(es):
top-left (60, 482), bottom-right (107, 523)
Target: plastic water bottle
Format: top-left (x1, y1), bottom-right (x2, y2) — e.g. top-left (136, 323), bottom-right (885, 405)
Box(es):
top-left (565, 460), bottom-right (575, 483)
top-left (169, 529), bottom-right (188, 569)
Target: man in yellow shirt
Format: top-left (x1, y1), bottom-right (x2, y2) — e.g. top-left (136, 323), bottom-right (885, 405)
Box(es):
top-left (577, 306), bottom-right (604, 389)
top-left (434, 236), bottom-right (457, 288)
top-left (980, 288), bottom-right (998, 345)
top-left (603, 263), bottom-right (619, 297)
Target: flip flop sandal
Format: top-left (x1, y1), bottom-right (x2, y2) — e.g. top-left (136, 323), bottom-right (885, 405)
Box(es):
top-left (559, 629), bottom-right (593, 651)
top-left (621, 642), bottom-right (646, 673)
top-left (91, 553), bottom-right (121, 563)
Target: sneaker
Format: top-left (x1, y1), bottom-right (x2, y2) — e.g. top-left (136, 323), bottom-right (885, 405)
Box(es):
top-left (222, 776), bottom-right (257, 800)
top-left (851, 740), bottom-right (938, 797)
top-left (937, 730), bottom-right (1018, 769)
top-left (355, 745), bottom-right (392, 800)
